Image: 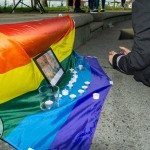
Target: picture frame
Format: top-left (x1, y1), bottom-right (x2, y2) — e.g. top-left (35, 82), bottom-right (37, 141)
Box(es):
top-left (33, 48), bottom-right (65, 86)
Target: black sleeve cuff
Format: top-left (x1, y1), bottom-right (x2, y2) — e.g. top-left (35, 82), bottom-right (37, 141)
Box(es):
top-left (112, 54), bottom-right (122, 69)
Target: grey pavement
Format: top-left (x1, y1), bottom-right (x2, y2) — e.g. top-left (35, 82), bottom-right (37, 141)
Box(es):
top-left (76, 20), bottom-right (150, 150)
top-left (0, 13), bottom-right (150, 150)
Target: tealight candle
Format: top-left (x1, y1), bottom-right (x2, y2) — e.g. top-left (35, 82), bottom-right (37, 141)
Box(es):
top-left (78, 89), bottom-right (84, 94)
top-left (45, 100), bottom-right (53, 109)
top-left (59, 94), bottom-right (62, 99)
top-left (73, 74), bottom-right (78, 79)
top-left (82, 85), bottom-right (88, 90)
top-left (73, 70), bottom-right (77, 74)
top-left (93, 93), bottom-right (100, 100)
top-left (28, 148), bottom-right (34, 150)
top-left (62, 89), bottom-right (69, 96)
top-left (69, 94), bottom-right (76, 99)
top-left (84, 81), bottom-right (90, 85)
top-left (71, 78), bottom-right (77, 83)
top-left (78, 65), bottom-right (83, 70)
top-left (67, 83), bottom-right (73, 89)
top-left (69, 81), bottom-right (74, 84)
top-left (109, 80), bottom-right (113, 85)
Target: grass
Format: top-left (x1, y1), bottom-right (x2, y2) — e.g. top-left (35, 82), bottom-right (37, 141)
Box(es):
top-left (0, 6), bottom-right (131, 13)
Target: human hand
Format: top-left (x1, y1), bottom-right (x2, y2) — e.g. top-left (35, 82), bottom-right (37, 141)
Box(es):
top-left (119, 46), bottom-right (131, 55)
top-left (108, 51), bottom-right (117, 65)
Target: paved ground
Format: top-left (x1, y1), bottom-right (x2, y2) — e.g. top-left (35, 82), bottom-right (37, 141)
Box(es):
top-left (76, 20), bottom-right (150, 150)
top-left (0, 14), bottom-right (150, 150)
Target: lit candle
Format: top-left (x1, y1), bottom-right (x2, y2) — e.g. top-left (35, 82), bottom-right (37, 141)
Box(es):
top-left (59, 94), bottom-right (62, 99)
top-left (62, 89), bottom-right (69, 96)
top-left (69, 94), bottom-right (76, 100)
top-left (84, 81), bottom-right (90, 85)
top-left (93, 93), bottom-right (100, 100)
top-left (45, 100), bottom-right (53, 109)
top-left (73, 74), bottom-right (78, 79)
top-left (82, 85), bottom-right (88, 90)
top-left (73, 70), bottom-right (77, 74)
top-left (78, 65), bottom-right (83, 70)
top-left (71, 78), bottom-right (77, 83)
top-left (67, 83), bottom-right (73, 89)
top-left (78, 89), bottom-right (84, 94)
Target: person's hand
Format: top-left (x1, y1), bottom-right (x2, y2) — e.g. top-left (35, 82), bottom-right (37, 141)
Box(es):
top-left (108, 51), bottom-right (117, 65)
top-left (119, 46), bottom-right (131, 55)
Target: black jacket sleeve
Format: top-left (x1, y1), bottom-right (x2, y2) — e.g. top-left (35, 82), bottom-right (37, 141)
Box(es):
top-left (113, 0), bottom-right (150, 75)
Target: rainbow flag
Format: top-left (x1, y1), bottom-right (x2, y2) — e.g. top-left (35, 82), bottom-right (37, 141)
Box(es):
top-left (0, 15), bottom-right (112, 150)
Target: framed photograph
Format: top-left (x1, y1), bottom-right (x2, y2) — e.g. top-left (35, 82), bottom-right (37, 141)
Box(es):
top-left (34, 48), bottom-right (65, 86)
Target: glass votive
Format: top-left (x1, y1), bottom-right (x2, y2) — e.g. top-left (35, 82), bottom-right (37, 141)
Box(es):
top-left (40, 99), bottom-right (53, 110)
top-left (78, 65), bottom-right (84, 70)
top-left (39, 85), bottom-right (58, 95)
top-left (59, 94), bottom-right (62, 100)
top-left (75, 57), bottom-right (85, 71)
top-left (38, 85), bottom-right (60, 110)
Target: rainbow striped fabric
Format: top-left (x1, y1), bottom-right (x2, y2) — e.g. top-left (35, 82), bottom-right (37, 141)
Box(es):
top-left (0, 15), bottom-right (112, 150)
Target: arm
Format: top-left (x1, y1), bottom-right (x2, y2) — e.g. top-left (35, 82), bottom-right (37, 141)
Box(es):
top-left (110, 0), bottom-right (150, 74)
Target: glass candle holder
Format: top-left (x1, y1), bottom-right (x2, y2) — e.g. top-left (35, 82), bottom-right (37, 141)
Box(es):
top-left (75, 57), bottom-right (85, 71)
top-left (38, 85), bottom-right (60, 110)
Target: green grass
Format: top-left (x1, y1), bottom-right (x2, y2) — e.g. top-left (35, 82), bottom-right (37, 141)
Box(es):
top-left (0, 6), bottom-right (131, 13)
top-left (0, 6), bottom-right (69, 13)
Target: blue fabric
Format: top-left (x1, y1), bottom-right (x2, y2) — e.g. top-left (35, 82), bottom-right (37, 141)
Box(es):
top-left (5, 55), bottom-right (112, 150)
top-left (5, 56), bottom-right (91, 150)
